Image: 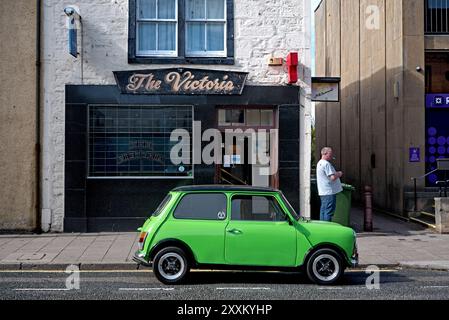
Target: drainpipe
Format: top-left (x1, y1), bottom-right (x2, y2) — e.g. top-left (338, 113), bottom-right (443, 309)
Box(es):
top-left (35, 0), bottom-right (42, 234)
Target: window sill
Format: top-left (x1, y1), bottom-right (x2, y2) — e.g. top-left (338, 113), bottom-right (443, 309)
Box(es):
top-left (128, 56), bottom-right (235, 65)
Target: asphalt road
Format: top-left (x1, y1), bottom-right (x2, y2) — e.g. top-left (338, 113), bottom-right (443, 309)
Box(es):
top-left (1, 268), bottom-right (449, 300)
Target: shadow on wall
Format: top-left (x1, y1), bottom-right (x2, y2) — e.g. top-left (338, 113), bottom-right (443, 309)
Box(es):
top-left (314, 66), bottom-right (425, 214)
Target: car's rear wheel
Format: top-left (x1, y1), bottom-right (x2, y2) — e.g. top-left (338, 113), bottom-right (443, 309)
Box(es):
top-left (153, 246), bottom-right (189, 285)
top-left (306, 248), bottom-right (344, 285)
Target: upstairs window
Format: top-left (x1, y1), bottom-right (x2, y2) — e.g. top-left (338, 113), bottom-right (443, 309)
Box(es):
top-left (136, 0), bottom-right (178, 56)
top-left (426, 0), bottom-right (449, 34)
top-left (129, 0), bottom-right (234, 64)
top-left (186, 0), bottom-right (226, 57)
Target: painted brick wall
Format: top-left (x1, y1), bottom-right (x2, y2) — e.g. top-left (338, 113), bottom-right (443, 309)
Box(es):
top-left (42, 0), bottom-right (311, 231)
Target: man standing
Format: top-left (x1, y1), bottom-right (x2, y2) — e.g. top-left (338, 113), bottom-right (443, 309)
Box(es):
top-left (317, 147), bottom-right (343, 222)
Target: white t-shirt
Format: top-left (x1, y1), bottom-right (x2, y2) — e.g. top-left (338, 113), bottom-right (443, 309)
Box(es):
top-left (317, 159), bottom-right (343, 196)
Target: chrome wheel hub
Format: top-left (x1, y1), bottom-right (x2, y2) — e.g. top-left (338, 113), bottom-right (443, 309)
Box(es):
top-left (158, 252), bottom-right (185, 280)
top-left (312, 254), bottom-right (340, 282)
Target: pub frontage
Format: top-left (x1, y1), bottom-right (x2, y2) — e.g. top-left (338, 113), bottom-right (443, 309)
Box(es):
top-left (65, 68), bottom-right (303, 232)
top-left (38, 0), bottom-right (311, 232)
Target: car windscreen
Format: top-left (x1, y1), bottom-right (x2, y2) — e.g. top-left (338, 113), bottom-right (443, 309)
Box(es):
top-left (280, 192), bottom-right (300, 220)
top-left (152, 194), bottom-right (172, 217)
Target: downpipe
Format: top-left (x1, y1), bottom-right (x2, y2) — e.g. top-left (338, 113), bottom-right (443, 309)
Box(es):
top-left (35, 0), bottom-right (42, 234)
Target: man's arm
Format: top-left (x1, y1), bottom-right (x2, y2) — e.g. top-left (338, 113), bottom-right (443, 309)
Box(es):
top-left (329, 171), bottom-right (343, 181)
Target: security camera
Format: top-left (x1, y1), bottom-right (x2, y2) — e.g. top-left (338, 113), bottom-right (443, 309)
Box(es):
top-left (64, 6), bottom-right (80, 19)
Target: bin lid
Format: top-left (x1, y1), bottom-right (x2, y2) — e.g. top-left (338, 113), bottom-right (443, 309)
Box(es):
top-left (341, 183), bottom-right (355, 191)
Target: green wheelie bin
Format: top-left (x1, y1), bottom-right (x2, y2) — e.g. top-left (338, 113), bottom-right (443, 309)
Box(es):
top-left (332, 184), bottom-right (356, 227)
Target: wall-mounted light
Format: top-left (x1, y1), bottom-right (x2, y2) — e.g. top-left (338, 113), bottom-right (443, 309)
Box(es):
top-left (64, 6), bottom-right (82, 58)
top-left (64, 6), bottom-right (81, 19)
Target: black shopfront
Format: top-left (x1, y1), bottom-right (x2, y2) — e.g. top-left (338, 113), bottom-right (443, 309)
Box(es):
top-left (65, 69), bottom-right (301, 232)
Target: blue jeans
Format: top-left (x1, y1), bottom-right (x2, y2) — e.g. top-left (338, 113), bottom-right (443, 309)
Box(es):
top-left (320, 194), bottom-right (337, 222)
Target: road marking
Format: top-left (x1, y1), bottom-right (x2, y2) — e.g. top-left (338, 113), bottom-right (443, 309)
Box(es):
top-left (118, 287), bottom-right (174, 291)
top-left (0, 270), bottom-right (151, 273)
top-left (216, 287), bottom-right (270, 290)
top-left (317, 287), bottom-right (343, 290)
top-left (345, 269), bottom-right (399, 273)
top-left (0, 268), bottom-right (400, 274)
top-left (13, 288), bottom-right (71, 291)
top-left (421, 286), bottom-right (449, 289)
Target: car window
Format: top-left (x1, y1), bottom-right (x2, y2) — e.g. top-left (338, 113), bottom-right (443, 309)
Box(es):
top-left (173, 193), bottom-right (227, 220)
top-left (152, 194), bottom-right (172, 217)
top-left (231, 195), bottom-right (287, 222)
top-left (280, 192), bottom-right (300, 220)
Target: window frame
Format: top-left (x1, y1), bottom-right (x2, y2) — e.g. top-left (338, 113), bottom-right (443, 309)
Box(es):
top-left (86, 104), bottom-right (195, 180)
top-left (129, 0), bottom-right (235, 64)
top-left (152, 194), bottom-right (173, 217)
top-left (172, 192), bottom-right (228, 221)
top-left (230, 193), bottom-right (288, 223)
top-left (185, 0), bottom-right (227, 58)
top-left (135, 0), bottom-right (179, 57)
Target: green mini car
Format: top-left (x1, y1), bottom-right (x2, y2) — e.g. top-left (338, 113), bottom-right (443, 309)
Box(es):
top-left (133, 185), bottom-right (358, 285)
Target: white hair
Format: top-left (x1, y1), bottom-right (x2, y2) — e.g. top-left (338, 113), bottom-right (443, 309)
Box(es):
top-left (321, 147), bottom-right (333, 156)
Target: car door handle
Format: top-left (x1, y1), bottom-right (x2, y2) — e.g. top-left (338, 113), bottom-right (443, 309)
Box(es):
top-left (227, 229), bottom-right (243, 235)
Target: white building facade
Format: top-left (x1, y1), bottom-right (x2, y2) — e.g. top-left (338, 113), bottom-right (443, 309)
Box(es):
top-left (41, 0), bottom-right (311, 232)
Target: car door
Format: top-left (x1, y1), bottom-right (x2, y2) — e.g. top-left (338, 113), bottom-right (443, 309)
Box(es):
top-left (164, 192), bottom-right (228, 264)
top-left (224, 193), bottom-right (297, 267)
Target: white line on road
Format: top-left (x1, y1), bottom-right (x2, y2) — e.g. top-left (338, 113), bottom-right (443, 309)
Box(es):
top-left (345, 269), bottom-right (399, 273)
top-left (118, 287), bottom-right (174, 291)
top-left (13, 288), bottom-right (71, 291)
top-left (421, 286), bottom-right (449, 289)
top-left (318, 287), bottom-right (343, 290)
top-left (216, 287), bottom-right (270, 290)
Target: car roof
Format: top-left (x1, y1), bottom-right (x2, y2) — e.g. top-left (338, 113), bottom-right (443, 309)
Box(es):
top-left (171, 185), bottom-right (280, 193)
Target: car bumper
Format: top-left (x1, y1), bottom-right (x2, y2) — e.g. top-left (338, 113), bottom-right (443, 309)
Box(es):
top-left (132, 251), bottom-right (152, 268)
top-left (350, 254), bottom-right (359, 268)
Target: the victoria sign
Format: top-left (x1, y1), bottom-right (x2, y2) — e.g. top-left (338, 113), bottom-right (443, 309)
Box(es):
top-left (113, 68), bottom-right (249, 95)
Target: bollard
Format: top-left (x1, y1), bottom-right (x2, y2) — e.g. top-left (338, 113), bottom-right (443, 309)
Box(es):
top-left (364, 186), bottom-right (373, 232)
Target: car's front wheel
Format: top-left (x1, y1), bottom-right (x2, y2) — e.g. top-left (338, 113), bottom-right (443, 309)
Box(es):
top-left (306, 248), bottom-right (344, 285)
top-left (153, 247), bottom-right (190, 285)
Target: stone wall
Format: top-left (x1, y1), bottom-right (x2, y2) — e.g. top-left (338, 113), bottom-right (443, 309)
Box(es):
top-left (42, 0), bottom-right (311, 231)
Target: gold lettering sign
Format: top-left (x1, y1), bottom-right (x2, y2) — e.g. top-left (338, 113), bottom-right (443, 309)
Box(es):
top-left (115, 68), bottom-right (247, 95)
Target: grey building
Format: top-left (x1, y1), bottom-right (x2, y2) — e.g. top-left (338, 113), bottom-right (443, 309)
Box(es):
top-left (315, 0), bottom-right (449, 227)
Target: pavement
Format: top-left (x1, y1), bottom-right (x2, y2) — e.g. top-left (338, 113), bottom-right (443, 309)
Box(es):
top-left (0, 207), bottom-right (448, 271)
top-left (350, 207), bottom-right (449, 270)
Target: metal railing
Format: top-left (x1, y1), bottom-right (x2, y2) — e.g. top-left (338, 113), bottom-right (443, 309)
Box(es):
top-left (220, 168), bottom-right (248, 185)
top-left (426, 0), bottom-right (449, 34)
top-left (411, 158), bottom-right (449, 212)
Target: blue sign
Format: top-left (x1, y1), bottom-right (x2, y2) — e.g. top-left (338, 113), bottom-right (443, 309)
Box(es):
top-left (409, 148), bottom-right (420, 163)
top-left (426, 94), bottom-right (449, 108)
top-left (69, 19), bottom-right (77, 58)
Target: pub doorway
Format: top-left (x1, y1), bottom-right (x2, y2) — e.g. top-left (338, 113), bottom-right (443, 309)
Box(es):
top-left (214, 106), bottom-right (279, 188)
